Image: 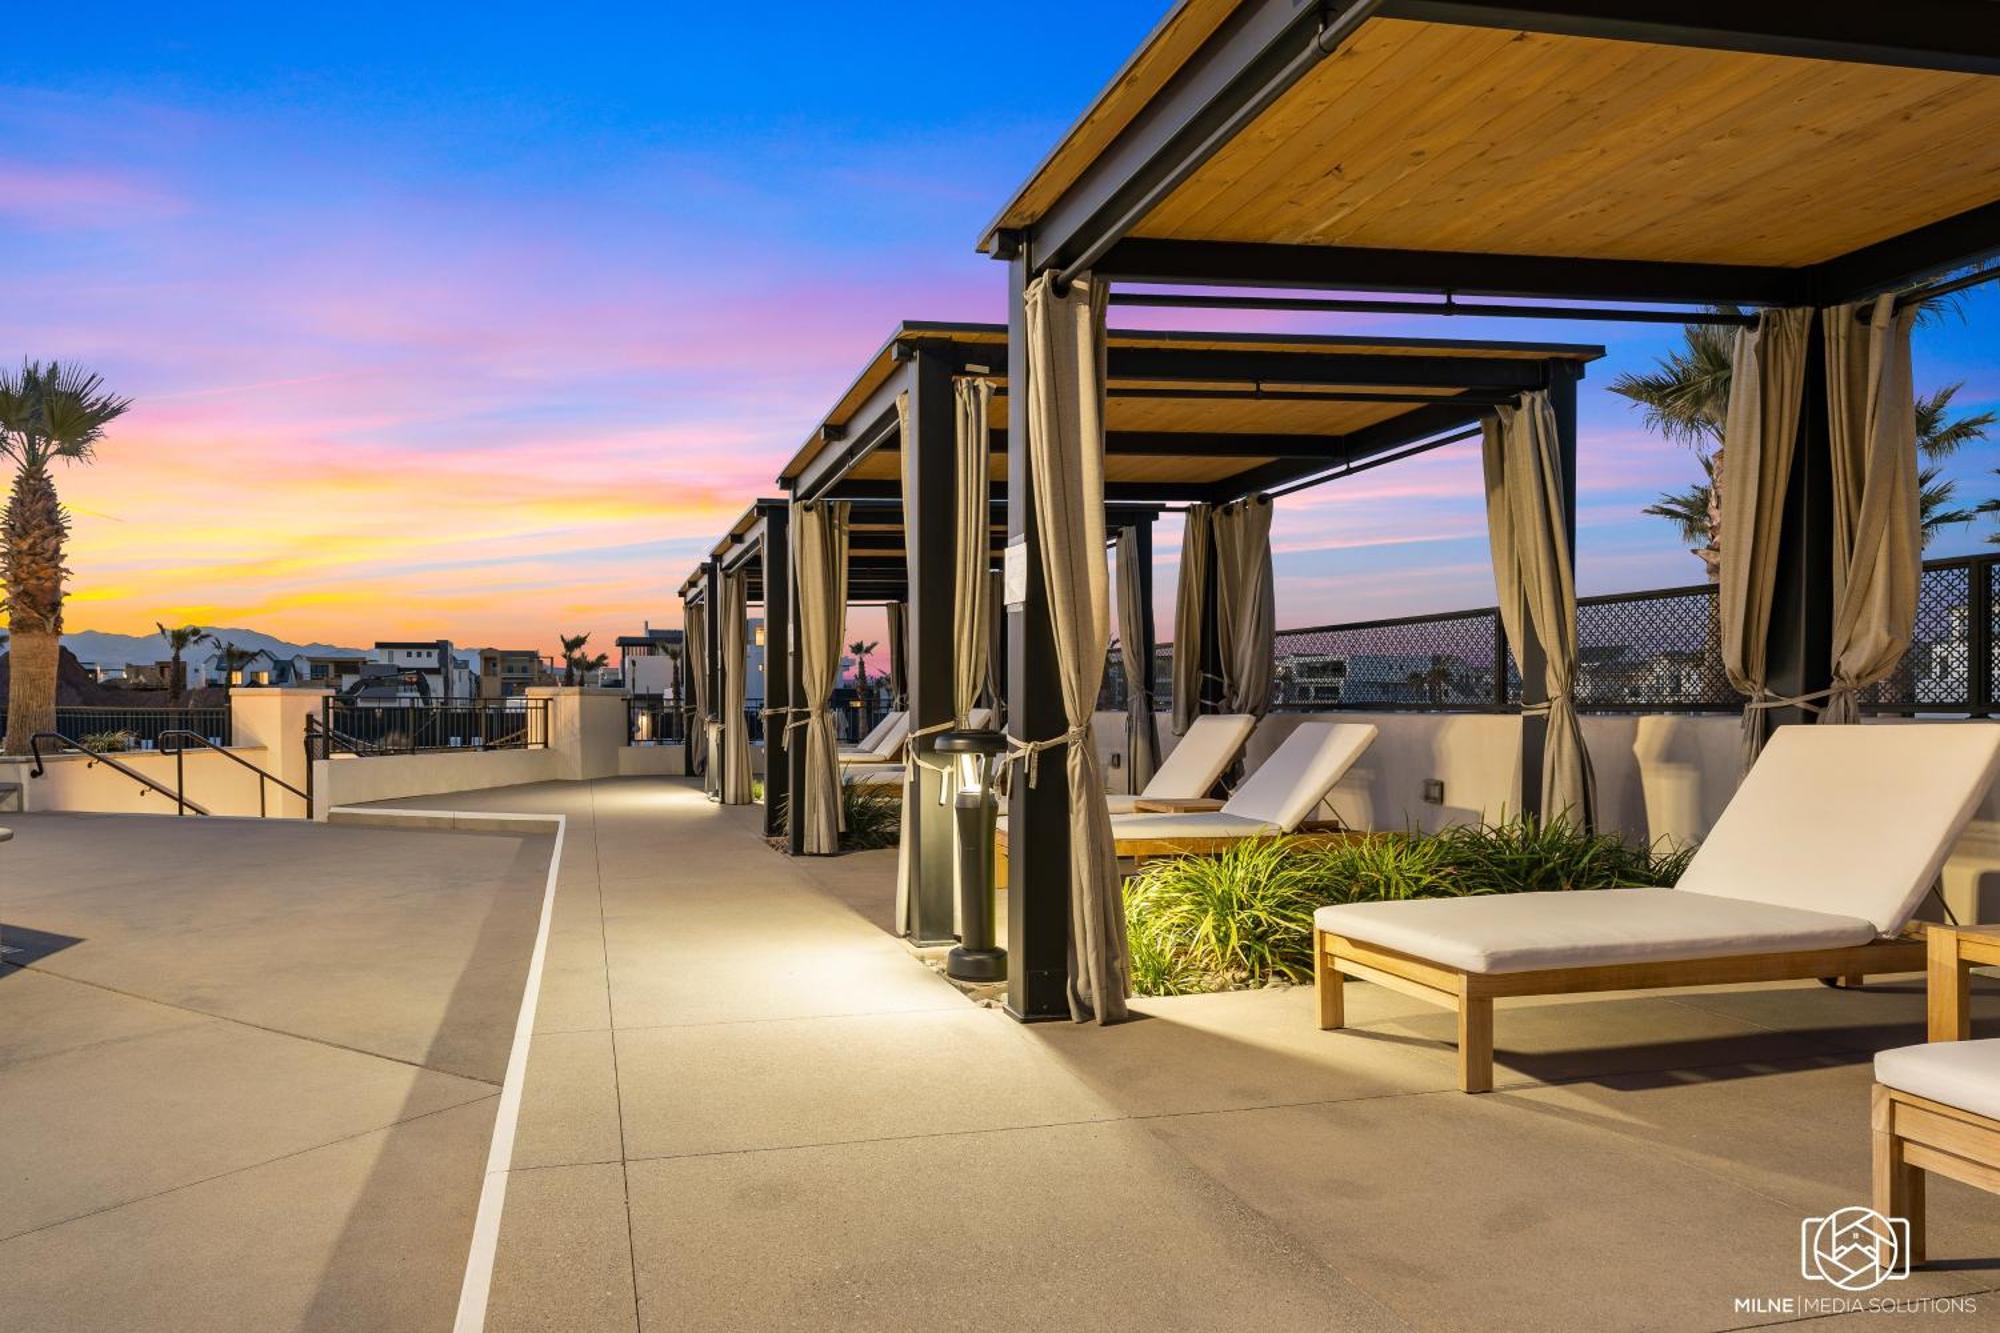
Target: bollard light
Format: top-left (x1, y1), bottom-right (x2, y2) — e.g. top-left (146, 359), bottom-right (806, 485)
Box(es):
top-left (935, 728), bottom-right (1007, 983)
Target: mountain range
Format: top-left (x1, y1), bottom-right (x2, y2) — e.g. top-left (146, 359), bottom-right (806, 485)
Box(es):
top-left (59, 628), bottom-right (368, 667)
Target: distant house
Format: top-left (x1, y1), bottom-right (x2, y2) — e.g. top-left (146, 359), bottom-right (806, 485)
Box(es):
top-left (182, 646), bottom-right (311, 688)
top-left (617, 625), bottom-right (683, 701)
top-left (471, 648), bottom-right (548, 699)
top-left (304, 654), bottom-right (366, 687)
top-left (370, 641), bottom-right (474, 702)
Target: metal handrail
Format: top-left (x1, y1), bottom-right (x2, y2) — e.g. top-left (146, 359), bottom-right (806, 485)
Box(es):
top-left (157, 730), bottom-right (308, 818)
top-left (28, 732), bottom-right (211, 816)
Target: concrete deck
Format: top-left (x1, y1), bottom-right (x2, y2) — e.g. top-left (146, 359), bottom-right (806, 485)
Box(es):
top-left (11, 780), bottom-right (2000, 1330)
top-left (0, 810), bottom-right (555, 1332)
top-left (373, 777), bottom-right (2000, 1333)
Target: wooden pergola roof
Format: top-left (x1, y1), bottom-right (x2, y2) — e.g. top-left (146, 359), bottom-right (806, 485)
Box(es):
top-left (777, 320), bottom-right (1600, 506)
top-left (980, 1), bottom-right (2000, 302)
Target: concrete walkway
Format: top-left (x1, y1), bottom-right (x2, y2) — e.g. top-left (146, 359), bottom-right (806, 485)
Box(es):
top-left (0, 810), bottom-right (555, 1332)
top-left (421, 777), bottom-right (2000, 1333)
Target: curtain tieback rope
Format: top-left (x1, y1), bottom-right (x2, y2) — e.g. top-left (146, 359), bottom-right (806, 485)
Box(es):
top-left (900, 720), bottom-right (960, 802)
top-left (1744, 685), bottom-right (1836, 715)
top-left (1003, 724), bottom-right (1091, 788)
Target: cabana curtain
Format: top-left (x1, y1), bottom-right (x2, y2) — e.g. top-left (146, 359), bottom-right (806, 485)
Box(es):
top-left (718, 565), bottom-right (754, 805)
top-left (1115, 526), bottom-right (1160, 790)
top-left (953, 378), bottom-right (995, 727)
top-left (792, 499), bottom-right (850, 854)
top-left (1019, 271), bottom-right (1126, 1024)
top-left (1716, 308), bottom-right (1813, 765)
top-left (885, 602), bottom-right (908, 710)
top-left (1822, 294), bottom-right (1920, 725)
top-left (1171, 503), bottom-right (1213, 735)
top-left (684, 597), bottom-right (710, 783)
top-left (1483, 393), bottom-right (1596, 826)
top-left (1212, 496), bottom-right (1275, 717)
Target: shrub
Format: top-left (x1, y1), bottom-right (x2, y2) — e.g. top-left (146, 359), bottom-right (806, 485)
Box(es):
top-left (840, 781), bottom-right (901, 851)
top-left (1125, 816), bottom-right (1692, 996)
top-left (80, 729), bottom-right (137, 754)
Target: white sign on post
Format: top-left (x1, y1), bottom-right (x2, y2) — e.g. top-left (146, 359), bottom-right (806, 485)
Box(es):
top-left (1003, 536), bottom-right (1029, 609)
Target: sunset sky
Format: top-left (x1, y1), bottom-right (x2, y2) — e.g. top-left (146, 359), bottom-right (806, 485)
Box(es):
top-left (5, 5), bottom-right (1996, 655)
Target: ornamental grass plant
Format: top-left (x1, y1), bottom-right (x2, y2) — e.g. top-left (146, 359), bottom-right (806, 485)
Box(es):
top-left (1124, 815), bottom-right (1692, 996)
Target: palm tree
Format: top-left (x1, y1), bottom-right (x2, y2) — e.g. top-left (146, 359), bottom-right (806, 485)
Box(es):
top-left (559, 632), bottom-right (590, 686)
top-left (1614, 310), bottom-right (1993, 577)
top-left (847, 639), bottom-right (879, 691)
top-left (559, 632), bottom-right (606, 686)
top-left (156, 622), bottom-right (213, 703)
top-left (0, 362), bottom-right (130, 753)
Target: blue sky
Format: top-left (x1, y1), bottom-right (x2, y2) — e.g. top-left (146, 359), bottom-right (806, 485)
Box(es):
top-left (2, 4), bottom-right (1994, 649)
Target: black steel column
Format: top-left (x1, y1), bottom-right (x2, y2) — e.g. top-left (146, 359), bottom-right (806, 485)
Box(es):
top-left (1518, 362), bottom-right (1580, 822)
top-left (905, 345), bottom-right (959, 946)
top-left (1002, 246), bottom-right (1072, 1020)
top-left (1765, 311), bottom-right (1835, 735)
top-left (760, 506), bottom-right (791, 840)
top-left (1197, 514), bottom-right (1224, 715)
top-left (1131, 517), bottom-right (1160, 781)
top-left (785, 523), bottom-right (810, 856)
top-left (704, 557), bottom-right (723, 780)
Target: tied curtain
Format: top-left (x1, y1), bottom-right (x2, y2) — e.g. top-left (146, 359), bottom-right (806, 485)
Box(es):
top-left (792, 499), bottom-right (850, 854)
top-left (885, 602), bottom-right (908, 712)
top-left (1822, 294), bottom-right (1920, 725)
top-left (684, 596), bottom-right (710, 784)
top-left (1115, 526), bottom-right (1160, 790)
top-left (1483, 392), bottom-right (1596, 826)
top-left (718, 565), bottom-right (754, 805)
top-left (1212, 496), bottom-right (1275, 717)
top-left (1171, 503), bottom-right (1212, 735)
top-left (1021, 271), bottom-right (1126, 1024)
top-left (1716, 308), bottom-right (1813, 765)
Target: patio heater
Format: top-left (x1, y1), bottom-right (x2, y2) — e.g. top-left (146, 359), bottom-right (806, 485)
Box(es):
top-left (935, 728), bottom-right (1006, 983)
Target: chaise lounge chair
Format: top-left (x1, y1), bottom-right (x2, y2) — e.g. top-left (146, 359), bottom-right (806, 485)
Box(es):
top-left (1871, 924), bottom-right (2000, 1268)
top-left (998, 721), bottom-right (1377, 876)
top-left (837, 711), bottom-right (909, 765)
top-left (843, 709), bottom-right (994, 787)
top-left (1313, 723), bottom-right (2000, 1093)
top-left (1105, 713), bottom-right (1257, 814)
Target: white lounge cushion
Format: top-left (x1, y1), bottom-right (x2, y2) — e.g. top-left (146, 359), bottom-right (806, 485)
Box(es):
top-left (841, 709), bottom-right (903, 755)
top-left (1676, 723), bottom-right (2000, 934)
top-left (1222, 721), bottom-right (1377, 830)
top-left (843, 765), bottom-right (902, 788)
top-left (1138, 713), bottom-right (1256, 801)
top-left (1107, 812), bottom-right (1278, 842)
top-left (837, 712), bottom-right (911, 764)
top-left (1314, 888), bottom-right (1878, 975)
top-left (1876, 1040), bottom-right (2000, 1122)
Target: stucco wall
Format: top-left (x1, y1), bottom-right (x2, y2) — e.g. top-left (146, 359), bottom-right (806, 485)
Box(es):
top-left (312, 748), bottom-right (560, 817)
top-left (619, 744), bottom-right (687, 777)
top-left (0, 747), bottom-right (296, 818)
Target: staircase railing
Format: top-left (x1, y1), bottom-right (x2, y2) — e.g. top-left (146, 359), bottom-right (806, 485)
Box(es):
top-left (158, 730), bottom-right (308, 818)
top-left (28, 732), bottom-right (211, 816)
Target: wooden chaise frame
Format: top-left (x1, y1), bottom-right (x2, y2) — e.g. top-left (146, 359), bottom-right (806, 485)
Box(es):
top-left (1873, 926), bottom-right (2000, 1268)
top-left (1316, 924), bottom-right (1931, 1094)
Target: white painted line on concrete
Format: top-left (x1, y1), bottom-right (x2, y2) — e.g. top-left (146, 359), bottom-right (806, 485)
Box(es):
top-left (327, 805), bottom-right (570, 1333)
top-left (451, 809), bottom-right (565, 1332)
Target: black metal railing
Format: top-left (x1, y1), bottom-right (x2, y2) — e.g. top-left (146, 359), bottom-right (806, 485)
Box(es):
top-left (628, 695), bottom-right (686, 745)
top-left (49, 705), bottom-right (231, 749)
top-left (313, 697), bottom-right (551, 755)
top-left (28, 732), bottom-right (211, 816)
top-left (1102, 553), bottom-right (2000, 717)
top-left (158, 730), bottom-right (309, 817)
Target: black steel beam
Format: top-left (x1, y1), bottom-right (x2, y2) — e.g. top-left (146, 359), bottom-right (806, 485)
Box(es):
top-left (1811, 199), bottom-right (2000, 305)
top-left (829, 478), bottom-right (1209, 504)
top-left (1382, 1), bottom-right (2000, 76)
top-left (790, 398), bottom-right (903, 504)
top-left (1015, 0), bottom-right (1371, 279)
top-left (1205, 398), bottom-right (1493, 500)
top-left (1096, 237), bottom-right (1812, 306)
